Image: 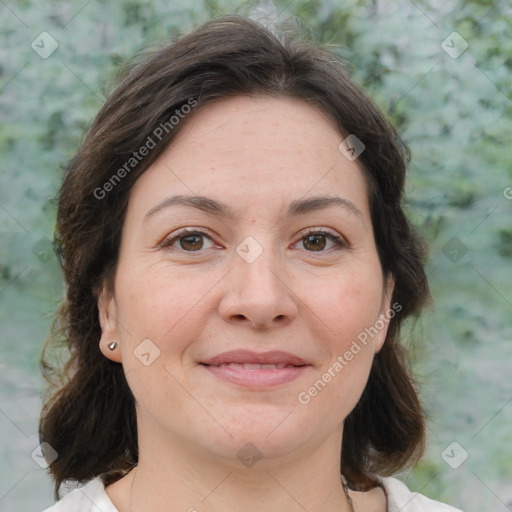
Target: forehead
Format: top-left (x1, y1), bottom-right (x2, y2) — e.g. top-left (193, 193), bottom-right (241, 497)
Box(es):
top-left (169, 94), bottom-right (343, 155)
top-left (128, 94), bottom-right (370, 220)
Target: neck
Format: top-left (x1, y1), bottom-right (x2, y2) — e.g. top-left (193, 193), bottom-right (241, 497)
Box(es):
top-left (122, 429), bottom-right (354, 512)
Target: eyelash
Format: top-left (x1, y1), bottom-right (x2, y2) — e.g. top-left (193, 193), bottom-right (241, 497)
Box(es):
top-left (159, 227), bottom-right (348, 255)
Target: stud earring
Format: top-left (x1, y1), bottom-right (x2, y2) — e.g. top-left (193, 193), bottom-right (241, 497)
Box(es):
top-left (108, 341), bottom-right (118, 351)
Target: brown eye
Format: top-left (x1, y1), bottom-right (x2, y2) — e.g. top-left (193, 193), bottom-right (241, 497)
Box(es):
top-left (303, 234), bottom-right (327, 251)
top-left (298, 230), bottom-right (344, 252)
top-left (179, 234), bottom-right (204, 251)
top-left (160, 229), bottom-right (215, 253)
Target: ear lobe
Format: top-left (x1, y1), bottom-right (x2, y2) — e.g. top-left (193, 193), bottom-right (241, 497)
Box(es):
top-left (374, 275), bottom-right (396, 354)
top-left (98, 288), bottom-right (122, 363)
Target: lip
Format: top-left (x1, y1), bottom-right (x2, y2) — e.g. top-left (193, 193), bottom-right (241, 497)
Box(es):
top-left (199, 350), bottom-right (311, 389)
top-left (200, 350), bottom-right (309, 366)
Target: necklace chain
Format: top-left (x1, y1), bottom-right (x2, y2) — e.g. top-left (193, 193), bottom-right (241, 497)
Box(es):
top-left (129, 466), bottom-right (138, 512)
top-left (341, 475), bottom-right (355, 512)
top-left (129, 466), bottom-right (354, 512)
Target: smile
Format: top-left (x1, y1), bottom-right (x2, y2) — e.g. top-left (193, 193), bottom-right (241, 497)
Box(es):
top-left (211, 362), bottom-right (298, 370)
top-left (200, 362), bottom-right (310, 388)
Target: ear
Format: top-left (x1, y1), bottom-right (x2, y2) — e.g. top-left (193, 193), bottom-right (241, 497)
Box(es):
top-left (98, 286), bottom-right (123, 363)
top-left (374, 274), bottom-right (396, 354)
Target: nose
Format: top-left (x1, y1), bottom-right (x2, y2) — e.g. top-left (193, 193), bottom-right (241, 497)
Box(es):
top-left (218, 243), bottom-right (298, 329)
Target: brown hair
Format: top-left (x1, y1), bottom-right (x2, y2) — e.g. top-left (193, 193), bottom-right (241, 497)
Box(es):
top-left (39, 14), bottom-right (430, 498)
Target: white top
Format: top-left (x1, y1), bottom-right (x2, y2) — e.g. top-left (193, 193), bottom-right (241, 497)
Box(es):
top-left (42, 475), bottom-right (464, 512)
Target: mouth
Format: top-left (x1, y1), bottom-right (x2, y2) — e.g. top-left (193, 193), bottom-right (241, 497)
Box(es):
top-left (199, 350), bottom-right (311, 388)
top-left (200, 349), bottom-right (310, 367)
top-left (203, 362), bottom-right (302, 370)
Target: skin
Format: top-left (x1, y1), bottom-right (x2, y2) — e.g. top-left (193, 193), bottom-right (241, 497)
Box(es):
top-left (98, 95), bottom-right (392, 512)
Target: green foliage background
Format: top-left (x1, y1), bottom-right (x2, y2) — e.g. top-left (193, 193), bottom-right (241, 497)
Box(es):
top-left (0, 0), bottom-right (510, 510)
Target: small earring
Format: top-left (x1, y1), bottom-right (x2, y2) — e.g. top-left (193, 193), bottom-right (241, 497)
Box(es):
top-left (108, 341), bottom-right (117, 351)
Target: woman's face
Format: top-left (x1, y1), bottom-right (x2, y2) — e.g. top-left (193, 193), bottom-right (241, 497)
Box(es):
top-left (99, 95), bottom-right (393, 467)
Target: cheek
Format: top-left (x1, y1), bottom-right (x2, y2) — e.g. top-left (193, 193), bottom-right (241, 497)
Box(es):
top-left (116, 264), bottom-right (212, 344)
top-left (115, 265), bottom-right (218, 405)
top-left (124, 359), bottom-right (196, 435)
top-left (115, 268), bottom-right (203, 410)
top-left (307, 264), bottom-right (385, 343)
top-left (298, 264), bottom-right (384, 407)
top-left (300, 333), bottom-right (375, 424)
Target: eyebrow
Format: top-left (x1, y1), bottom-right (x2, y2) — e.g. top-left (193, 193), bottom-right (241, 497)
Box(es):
top-left (143, 194), bottom-right (363, 222)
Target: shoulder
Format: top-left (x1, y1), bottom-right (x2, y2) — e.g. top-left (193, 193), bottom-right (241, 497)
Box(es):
top-left (41, 477), bottom-right (119, 512)
top-left (379, 476), bottom-right (465, 512)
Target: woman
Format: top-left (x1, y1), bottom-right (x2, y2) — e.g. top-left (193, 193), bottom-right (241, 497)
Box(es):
top-left (39, 14), bottom-right (463, 512)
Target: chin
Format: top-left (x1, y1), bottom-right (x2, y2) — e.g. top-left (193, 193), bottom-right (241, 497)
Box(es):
top-left (197, 410), bottom-right (321, 464)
